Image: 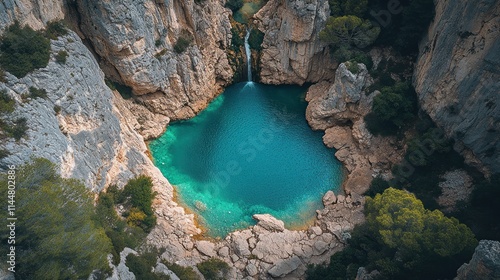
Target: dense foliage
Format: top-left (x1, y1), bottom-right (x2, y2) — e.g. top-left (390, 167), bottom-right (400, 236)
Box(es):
top-left (307, 188), bottom-right (477, 280)
top-left (364, 82), bottom-right (417, 136)
top-left (225, 0), bottom-right (244, 12)
top-left (126, 250), bottom-right (169, 280)
top-left (119, 175), bottom-right (157, 232)
top-left (329, 0), bottom-right (368, 17)
top-left (320, 15), bottom-right (380, 50)
top-left (196, 258), bottom-right (230, 280)
top-left (0, 158), bottom-right (112, 279)
top-left (368, 0), bottom-right (435, 54)
top-left (163, 262), bottom-right (199, 280)
top-left (0, 23), bottom-right (50, 78)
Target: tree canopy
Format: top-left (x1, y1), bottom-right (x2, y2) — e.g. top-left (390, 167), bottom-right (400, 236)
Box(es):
top-left (329, 0), bottom-right (368, 17)
top-left (0, 22), bottom-right (50, 78)
top-left (0, 158), bottom-right (112, 279)
top-left (320, 15), bottom-right (380, 49)
top-left (366, 188), bottom-right (477, 258)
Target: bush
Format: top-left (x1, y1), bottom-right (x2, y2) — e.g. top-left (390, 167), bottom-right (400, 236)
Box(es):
top-left (0, 68), bottom-right (6, 82)
top-left (45, 20), bottom-right (68, 40)
top-left (0, 89), bottom-right (15, 114)
top-left (174, 36), bottom-right (191, 54)
top-left (225, 0), bottom-right (243, 12)
top-left (0, 158), bottom-right (112, 279)
top-left (8, 117), bottom-right (28, 141)
top-left (126, 253), bottom-right (169, 280)
top-left (196, 259), bottom-right (229, 280)
top-left (163, 262), bottom-right (199, 280)
top-left (55, 50), bottom-right (68, 64)
top-left (0, 22), bottom-right (50, 78)
top-left (364, 176), bottom-right (389, 197)
top-left (248, 28), bottom-right (264, 50)
top-left (53, 105), bottom-right (61, 114)
top-left (29, 86), bottom-right (48, 99)
top-left (346, 61), bottom-right (360, 74)
top-left (0, 149), bottom-right (9, 160)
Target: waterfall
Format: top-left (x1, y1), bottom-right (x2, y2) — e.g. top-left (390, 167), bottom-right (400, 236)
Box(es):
top-left (244, 28), bottom-right (252, 82)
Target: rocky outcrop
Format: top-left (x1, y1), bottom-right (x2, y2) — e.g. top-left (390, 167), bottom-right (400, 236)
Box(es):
top-left (77, 0), bottom-right (233, 120)
top-left (306, 63), bottom-right (404, 194)
top-left (456, 240), bottom-right (500, 280)
top-left (254, 0), bottom-right (337, 85)
top-left (437, 169), bottom-right (473, 213)
top-left (414, 0), bottom-right (500, 175)
top-left (0, 0), bottom-right (65, 32)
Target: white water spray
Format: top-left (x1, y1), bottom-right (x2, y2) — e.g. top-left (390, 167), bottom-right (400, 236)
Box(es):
top-left (244, 28), bottom-right (252, 81)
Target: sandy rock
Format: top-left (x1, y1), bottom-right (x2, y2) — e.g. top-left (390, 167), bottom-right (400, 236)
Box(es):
top-left (195, 240), bottom-right (216, 257)
top-left (268, 256), bottom-right (302, 278)
top-left (322, 190), bottom-right (337, 205)
top-left (253, 214), bottom-right (285, 232)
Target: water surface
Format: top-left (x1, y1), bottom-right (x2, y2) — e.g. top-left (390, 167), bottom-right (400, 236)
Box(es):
top-left (150, 83), bottom-right (344, 237)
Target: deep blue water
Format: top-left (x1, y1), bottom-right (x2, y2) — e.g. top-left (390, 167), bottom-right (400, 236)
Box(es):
top-left (150, 82), bottom-right (344, 237)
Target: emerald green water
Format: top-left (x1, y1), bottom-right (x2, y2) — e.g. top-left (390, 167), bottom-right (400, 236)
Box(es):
top-left (150, 83), bottom-right (344, 237)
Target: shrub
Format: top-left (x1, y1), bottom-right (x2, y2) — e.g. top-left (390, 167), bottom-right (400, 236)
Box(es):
top-left (0, 149), bottom-right (10, 160)
top-left (155, 48), bottom-right (168, 58)
top-left (55, 50), bottom-right (68, 64)
top-left (364, 176), bottom-right (389, 197)
top-left (248, 29), bottom-right (264, 50)
top-left (155, 39), bottom-right (162, 47)
top-left (120, 175), bottom-right (157, 232)
top-left (53, 105), bottom-right (61, 114)
top-left (0, 68), bottom-right (5, 82)
top-left (231, 27), bottom-right (244, 49)
top-left (346, 61), bottom-right (360, 74)
top-left (9, 117), bottom-right (28, 140)
top-left (0, 158), bottom-right (112, 279)
top-left (29, 86), bottom-right (48, 99)
top-left (225, 0), bottom-right (243, 12)
top-left (0, 89), bottom-right (15, 114)
top-left (126, 253), bottom-right (169, 280)
top-left (174, 36), bottom-right (191, 54)
top-left (0, 22), bottom-right (50, 78)
top-left (196, 259), bottom-right (229, 280)
top-left (45, 20), bottom-right (68, 40)
top-left (163, 262), bottom-right (199, 280)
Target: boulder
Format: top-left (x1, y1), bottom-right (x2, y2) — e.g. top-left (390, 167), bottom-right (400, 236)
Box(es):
top-left (456, 240), bottom-right (500, 280)
top-left (268, 256), bottom-right (302, 278)
top-left (322, 190), bottom-right (337, 205)
top-left (195, 241), bottom-right (216, 257)
top-left (253, 214), bottom-right (285, 232)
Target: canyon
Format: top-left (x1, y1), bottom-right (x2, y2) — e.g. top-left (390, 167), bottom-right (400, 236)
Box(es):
top-left (0, 0), bottom-right (498, 279)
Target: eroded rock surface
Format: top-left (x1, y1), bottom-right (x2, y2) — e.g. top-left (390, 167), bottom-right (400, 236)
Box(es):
top-left (414, 0), bottom-right (500, 175)
top-left (77, 0), bottom-right (233, 120)
top-left (306, 63), bottom-right (404, 194)
top-left (254, 0), bottom-right (337, 84)
top-left (456, 240), bottom-right (500, 280)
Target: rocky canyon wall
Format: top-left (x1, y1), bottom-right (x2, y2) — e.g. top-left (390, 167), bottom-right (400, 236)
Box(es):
top-left (414, 0), bottom-right (500, 175)
top-left (76, 0), bottom-right (234, 120)
top-left (254, 0), bottom-right (337, 85)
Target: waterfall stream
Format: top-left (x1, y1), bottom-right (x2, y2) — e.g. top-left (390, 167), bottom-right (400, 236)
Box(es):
top-left (244, 28), bottom-right (252, 81)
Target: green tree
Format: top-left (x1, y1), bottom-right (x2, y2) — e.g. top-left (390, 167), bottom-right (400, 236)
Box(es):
top-left (0, 22), bottom-right (50, 78)
top-left (0, 158), bottom-right (112, 279)
top-left (320, 15), bottom-right (380, 49)
top-left (120, 175), bottom-right (157, 232)
top-left (366, 188), bottom-right (477, 260)
top-left (329, 0), bottom-right (368, 17)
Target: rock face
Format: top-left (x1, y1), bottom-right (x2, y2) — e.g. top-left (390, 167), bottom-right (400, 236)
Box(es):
top-left (0, 0), bottom-right (65, 32)
top-left (456, 240), bottom-right (500, 280)
top-left (77, 0), bottom-right (233, 120)
top-left (254, 0), bottom-right (337, 84)
top-left (305, 63), bottom-right (403, 194)
top-left (414, 0), bottom-right (500, 175)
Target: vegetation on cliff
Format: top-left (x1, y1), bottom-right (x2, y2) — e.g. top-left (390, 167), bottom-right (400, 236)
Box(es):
top-left (0, 23), bottom-right (50, 78)
top-left (0, 158), bottom-right (112, 279)
top-left (307, 188), bottom-right (477, 280)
